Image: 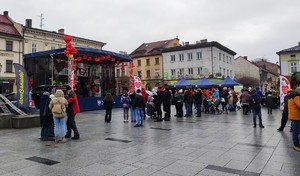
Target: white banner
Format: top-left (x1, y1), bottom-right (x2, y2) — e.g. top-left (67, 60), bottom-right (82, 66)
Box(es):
top-left (279, 75), bottom-right (291, 110)
top-left (134, 76), bottom-right (142, 91)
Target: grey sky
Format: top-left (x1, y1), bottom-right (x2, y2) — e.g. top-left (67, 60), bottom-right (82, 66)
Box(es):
top-left (2, 0), bottom-right (300, 63)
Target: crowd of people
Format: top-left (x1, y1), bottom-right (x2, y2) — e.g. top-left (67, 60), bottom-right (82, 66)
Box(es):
top-left (38, 83), bottom-right (300, 152)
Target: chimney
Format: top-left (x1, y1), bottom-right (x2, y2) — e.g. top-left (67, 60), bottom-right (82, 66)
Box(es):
top-left (58, 29), bottom-right (64, 34)
top-left (184, 42), bottom-right (189, 46)
top-left (25, 19), bottom-right (32, 28)
top-left (200, 39), bottom-right (208, 43)
top-left (3, 11), bottom-right (8, 16)
top-left (244, 56), bottom-right (248, 60)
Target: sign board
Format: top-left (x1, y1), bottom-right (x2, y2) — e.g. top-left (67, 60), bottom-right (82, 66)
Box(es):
top-left (279, 75), bottom-right (291, 110)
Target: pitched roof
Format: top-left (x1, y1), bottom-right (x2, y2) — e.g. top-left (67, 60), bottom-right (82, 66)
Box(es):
top-left (0, 15), bottom-right (21, 37)
top-left (130, 39), bottom-right (176, 58)
top-left (163, 41), bottom-right (236, 55)
top-left (277, 43), bottom-right (300, 55)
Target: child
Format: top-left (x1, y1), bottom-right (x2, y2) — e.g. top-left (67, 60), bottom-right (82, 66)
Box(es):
top-left (121, 90), bottom-right (131, 122)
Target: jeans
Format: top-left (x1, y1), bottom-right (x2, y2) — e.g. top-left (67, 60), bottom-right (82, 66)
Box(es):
top-left (53, 117), bottom-right (65, 138)
top-left (196, 103), bottom-right (201, 117)
top-left (66, 114), bottom-right (79, 136)
top-left (185, 103), bottom-right (192, 116)
top-left (131, 107), bottom-right (136, 122)
top-left (135, 107), bottom-right (143, 125)
top-left (291, 120), bottom-right (300, 146)
top-left (252, 108), bottom-right (262, 126)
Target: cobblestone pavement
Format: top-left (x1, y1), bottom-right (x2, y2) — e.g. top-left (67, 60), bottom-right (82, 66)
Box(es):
top-left (0, 106), bottom-right (299, 176)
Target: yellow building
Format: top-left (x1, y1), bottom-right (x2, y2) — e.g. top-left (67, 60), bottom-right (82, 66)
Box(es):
top-left (277, 42), bottom-right (300, 76)
top-left (130, 38), bottom-right (180, 89)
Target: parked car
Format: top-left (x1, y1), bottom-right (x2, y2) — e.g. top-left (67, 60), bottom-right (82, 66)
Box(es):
top-left (4, 92), bottom-right (37, 114)
top-left (32, 85), bottom-right (68, 109)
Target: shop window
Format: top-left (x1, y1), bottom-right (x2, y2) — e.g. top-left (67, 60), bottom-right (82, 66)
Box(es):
top-left (6, 41), bottom-right (13, 51)
top-left (6, 60), bottom-right (13, 72)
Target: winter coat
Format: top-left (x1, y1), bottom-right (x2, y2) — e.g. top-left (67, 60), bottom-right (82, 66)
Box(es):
top-left (266, 95), bottom-right (274, 107)
top-left (175, 93), bottom-right (184, 103)
top-left (42, 98), bottom-right (53, 126)
top-left (49, 90), bottom-right (68, 118)
top-left (133, 93), bottom-right (144, 108)
top-left (249, 92), bottom-right (262, 110)
top-left (66, 91), bottom-right (80, 115)
top-left (221, 90), bottom-right (229, 103)
top-left (129, 93), bottom-right (136, 108)
top-left (184, 91), bottom-right (193, 104)
top-left (121, 95), bottom-right (131, 108)
top-left (141, 89), bottom-right (148, 104)
top-left (39, 94), bottom-right (50, 126)
top-left (103, 99), bottom-right (114, 109)
top-left (194, 91), bottom-right (202, 104)
top-left (241, 92), bottom-right (250, 104)
top-left (288, 92), bottom-right (300, 121)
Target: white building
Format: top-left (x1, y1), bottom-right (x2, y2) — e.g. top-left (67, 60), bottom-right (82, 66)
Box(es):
top-left (162, 40), bottom-right (236, 81)
top-left (234, 56), bottom-right (260, 80)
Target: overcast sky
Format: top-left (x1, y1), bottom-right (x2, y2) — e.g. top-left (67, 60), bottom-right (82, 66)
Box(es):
top-left (2, 0), bottom-right (300, 63)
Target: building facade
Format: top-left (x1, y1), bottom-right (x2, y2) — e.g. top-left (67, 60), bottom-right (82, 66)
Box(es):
top-left (162, 40), bottom-right (236, 83)
top-left (130, 38), bottom-right (180, 89)
top-left (234, 56), bottom-right (260, 80)
top-left (277, 42), bottom-right (300, 76)
top-left (0, 11), bottom-right (23, 94)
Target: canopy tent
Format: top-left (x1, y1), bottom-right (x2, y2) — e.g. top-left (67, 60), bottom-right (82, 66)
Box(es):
top-left (219, 76), bottom-right (239, 87)
top-left (193, 77), bottom-right (218, 88)
top-left (171, 78), bottom-right (193, 88)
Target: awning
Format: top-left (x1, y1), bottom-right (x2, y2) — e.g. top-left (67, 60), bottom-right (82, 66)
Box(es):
top-left (23, 47), bottom-right (132, 62)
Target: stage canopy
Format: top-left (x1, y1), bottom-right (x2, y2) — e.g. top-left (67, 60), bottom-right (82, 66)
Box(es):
top-left (23, 47), bottom-right (132, 62)
top-left (219, 76), bottom-right (239, 87)
top-left (193, 77), bottom-right (218, 88)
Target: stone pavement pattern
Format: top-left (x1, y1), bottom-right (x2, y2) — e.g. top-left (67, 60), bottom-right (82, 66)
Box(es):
top-left (0, 107), bottom-right (299, 176)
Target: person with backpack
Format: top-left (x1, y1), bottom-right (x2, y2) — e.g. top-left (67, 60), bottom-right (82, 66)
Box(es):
top-left (103, 93), bottom-right (115, 123)
top-left (121, 90), bottom-right (131, 123)
top-left (49, 89), bottom-right (68, 144)
top-left (65, 85), bottom-right (81, 140)
top-left (249, 89), bottom-right (264, 128)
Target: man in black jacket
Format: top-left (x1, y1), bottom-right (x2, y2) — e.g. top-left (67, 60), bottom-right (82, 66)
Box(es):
top-left (194, 88), bottom-right (203, 117)
top-left (154, 87), bottom-right (164, 122)
top-left (133, 89), bottom-right (144, 127)
top-left (163, 87), bottom-right (172, 121)
top-left (249, 89), bottom-right (264, 128)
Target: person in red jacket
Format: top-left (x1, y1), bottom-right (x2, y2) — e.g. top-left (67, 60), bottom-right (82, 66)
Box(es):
top-left (141, 88), bottom-right (148, 120)
top-left (65, 85), bottom-right (81, 140)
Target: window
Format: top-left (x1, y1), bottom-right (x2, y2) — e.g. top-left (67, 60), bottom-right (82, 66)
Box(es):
top-left (188, 68), bottom-right (193, 75)
top-left (197, 67), bottom-right (203, 74)
top-left (179, 68), bottom-right (184, 75)
top-left (32, 43), bottom-right (37, 53)
top-left (146, 70), bottom-right (151, 78)
top-left (223, 54), bottom-right (225, 62)
top-left (226, 56), bottom-right (229, 63)
top-left (219, 53), bottom-right (221, 60)
top-left (171, 69), bottom-right (176, 76)
top-left (138, 71), bottom-right (142, 77)
top-left (155, 58), bottom-right (159, 65)
top-left (291, 62), bottom-right (297, 73)
top-left (230, 70), bottom-right (232, 77)
top-left (155, 69), bottom-right (160, 77)
top-left (51, 46), bottom-right (56, 50)
top-left (137, 60), bottom-right (141, 66)
top-left (6, 60), bottom-right (13, 72)
top-left (230, 57), bottom-right (232, 64)
top-left (146, 59), bottom-right (150, 66)
top-left (227, 69), bottom-right (229, 76)
top-left (188, 53), bottom-right (193, 60)
top-left (6, 41), bottom-right (13, 51)
top-left (197, 52), bottom-right (202, 60)
top-left (171, 55), bottom-right (175, 62)
top-left (223, 68), bottom-right (225, 76)
top-left (179, 54), bottom-right (184, 61)
top-left (219, 67), bottom-right (222, 74)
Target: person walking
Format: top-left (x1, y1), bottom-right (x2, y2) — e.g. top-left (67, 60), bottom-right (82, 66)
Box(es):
top-left (121, 90), bottom-right (131, 123)
top-left (287, 87), bottom-right (300, 151)
top-left (249, 89), bottom-right (264, 128)
top-left (194, 88), bottom-right (203, 117)
top-left (277, 89), bottom-right (293, 131)
top-left (49, 89), bottom-right (68, 143)
top-left (103, 93), bottom-right (115, 123)
top-left (65, 85), bottom-right (81, 140)
top-left (39, 92), bottom-right (52, 141)
top-left (266, 92), bottom-right (274, 114)
top-left (163, 87), bottom-right (172, 121)
top-left (133, 89), bottom-right (144, 127)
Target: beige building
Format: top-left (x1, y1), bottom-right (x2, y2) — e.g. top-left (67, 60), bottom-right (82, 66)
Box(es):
top-left (234, 56), bottom-right (260, 80)
top-left (0, 11), bottom-right (23, 93)
top-left (130, 38), bottom-right (180, 89)
top-left (277, 42), bottom-right (300, 76)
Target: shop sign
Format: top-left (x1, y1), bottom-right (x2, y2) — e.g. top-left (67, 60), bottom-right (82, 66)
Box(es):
top-left (0, 52), bottom-right (14, 57)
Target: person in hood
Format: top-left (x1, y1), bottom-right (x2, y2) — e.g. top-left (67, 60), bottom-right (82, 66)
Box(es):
top-left (65, 85), bottom-right (81, 140)
top-left (39, 92), bottom-right (52, 141)
top-left (49, 89), bottom-right (68, 143)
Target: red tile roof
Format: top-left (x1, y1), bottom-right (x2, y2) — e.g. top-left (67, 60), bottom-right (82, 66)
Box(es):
top-left (130, 39), bottom-right (175, 58)
top-left (0, 15), bottom-right (21, 36)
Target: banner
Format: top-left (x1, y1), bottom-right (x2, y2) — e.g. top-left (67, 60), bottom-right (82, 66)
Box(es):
top-left (13, 63), bottom-right (29, 109)
top-left (279, 75), bottom-right (291, 110)
top-left (134, 76), bottom-right (142, 91)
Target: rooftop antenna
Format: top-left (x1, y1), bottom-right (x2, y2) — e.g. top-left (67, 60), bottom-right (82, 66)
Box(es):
top-left (39, 13), bottom-right (45, 29)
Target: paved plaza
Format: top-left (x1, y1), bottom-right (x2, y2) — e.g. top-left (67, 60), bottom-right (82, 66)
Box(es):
top-left (0, 106), bottom-right (299, 176)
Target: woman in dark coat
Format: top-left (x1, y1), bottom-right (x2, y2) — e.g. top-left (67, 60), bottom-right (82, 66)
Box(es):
top-left (103, 93), bottom-right (115, 123)
top-left (39, 92), bottom-right (53, 141)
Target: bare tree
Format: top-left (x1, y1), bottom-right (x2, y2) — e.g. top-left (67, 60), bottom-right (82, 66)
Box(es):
top-left (236, 76), bottom-right (260, 88)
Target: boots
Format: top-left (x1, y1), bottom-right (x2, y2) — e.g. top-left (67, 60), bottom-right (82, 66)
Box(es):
top-left (60, 138), bottom-right (67, 143)
top-left (65, 132), bottom-right (71, 138)
top-left (71, 134), bottom-right (80, 140)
